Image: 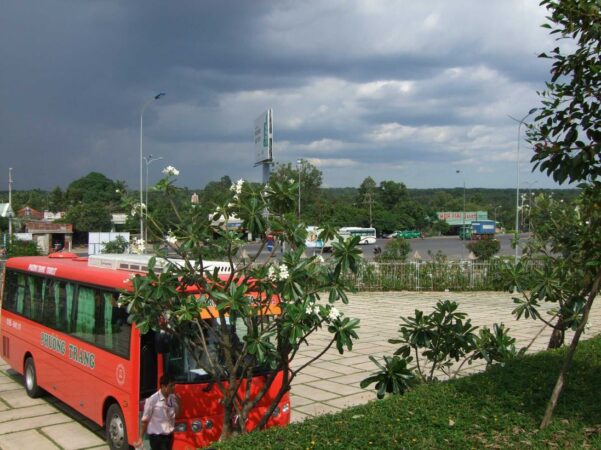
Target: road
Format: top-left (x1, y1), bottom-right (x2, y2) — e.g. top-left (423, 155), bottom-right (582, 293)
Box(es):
top-left (242, 233), bottom-right (528, 262)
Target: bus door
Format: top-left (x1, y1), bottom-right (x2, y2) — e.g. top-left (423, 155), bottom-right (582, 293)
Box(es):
top-left (139, 331), bottom-right (158, 400)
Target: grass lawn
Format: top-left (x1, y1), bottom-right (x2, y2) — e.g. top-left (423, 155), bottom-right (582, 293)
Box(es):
top-left (215, 334), bottom-right (601, 449)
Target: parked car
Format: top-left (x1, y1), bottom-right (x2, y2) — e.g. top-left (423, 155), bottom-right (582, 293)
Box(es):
top-left (393, 230), bottom-right (422, 239)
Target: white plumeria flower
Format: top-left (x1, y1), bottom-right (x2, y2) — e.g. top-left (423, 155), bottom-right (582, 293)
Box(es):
top-left (289, 178), bottom-right (295, 184)
top-left (278, 265), bottom-right (290, 280)
top-left (230, 179), bottom-right (245, 195)
top-left (165, 232), bottom-right (177, 245)
top-left (267, 264), bottom-right (290, 282)
top-left (305, 306), bottom-right (313, 315)
top-left (162, 165), bottom-right (180, 176)
top-left (227, 202), bottom-right (235, 208)
top-left (313, 305), bottom-right (320, 315)
top-left (130, 202), bottom-right (146, 217)
top-left (328, 307), bottom-right (341, 322)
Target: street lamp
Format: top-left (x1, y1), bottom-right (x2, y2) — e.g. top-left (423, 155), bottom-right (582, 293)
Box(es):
top-left (144, 154), bottom-right (163, 243)
top-left (296, 159), bottom-right (302, 220)
top-left (456, 170), bottom-right (466, 259)
top-left (8, 167), bottom-right (13, 237)
top-left (509, 108), bottom-right (537, 264)
top-left (494, 205), bottom-right (502, 224)
top-left (139, 93), bottom-right (165, 247)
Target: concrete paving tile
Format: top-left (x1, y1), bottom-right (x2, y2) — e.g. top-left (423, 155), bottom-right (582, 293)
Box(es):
top-left (311, 360), bottom-right (359, 375)
top-left (301, 366), bottom-right (342, 379)
top-left (305, 379), bottom-right (364, 396)
top-left (324, 391), bottom-right (378, 409)
top-left (350, 361), bottom-right (378, 371)
top-left (290, 394), bottom-right (314, 407)
top-left (0, 404), bottom-right (59, 423)
top-left (0, 375), bottom-right (16, 385)
top-left (333, 355), bottom-right (370, 366)
top-left (329, 371), bottom-right (372, 386)
top-left (295, 402), bottom-right (342, 417)
top-left (0, 381), bottom-right (22, 393)
top-left (42, 421), bottom-right (106, 450)
top-left (0, 412), bottom-right (72, 435)
top-left (291, 410), bottom-right (311, 423)
top-left (0, 429), bottom-right (60, 450)
top-left (292, 373), bottom-right (319, 385)
top-left (0, 402), bottom-right (8, 412)
top-left (0, 389), bottom-right (46, 408)
top-left (292, 385), bottom-right (340, 401)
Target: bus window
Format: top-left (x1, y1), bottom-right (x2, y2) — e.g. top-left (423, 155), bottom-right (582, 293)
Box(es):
top-left (74, 286), bottom-right (96, 341)
top-left (165, 316), bottom-right (275, 383)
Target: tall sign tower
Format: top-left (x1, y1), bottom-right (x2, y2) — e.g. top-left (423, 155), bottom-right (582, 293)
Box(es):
top-left (254, 109), bottom-right (273, 184)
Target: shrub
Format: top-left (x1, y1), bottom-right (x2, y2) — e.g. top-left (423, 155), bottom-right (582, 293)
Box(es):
top-left (6, 237), bottom-right (41, 257)
top-left (377, 237), bottom-right (410, 261)
top-left (466, 239), bottom-right (500, 260)
top-left (101, 235), bottom-right (129, 253)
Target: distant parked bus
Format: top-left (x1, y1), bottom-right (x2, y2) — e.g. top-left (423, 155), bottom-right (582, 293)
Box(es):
top-left (338, 227), bottom-right (377, 245)
top-left (0, 253), bottom-right (290, 450)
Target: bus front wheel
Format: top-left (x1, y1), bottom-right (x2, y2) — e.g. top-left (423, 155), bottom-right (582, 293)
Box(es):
top-left (106, 403), bottom-right (131, 450)
top-left (24, 357), bottom-right (43, 398)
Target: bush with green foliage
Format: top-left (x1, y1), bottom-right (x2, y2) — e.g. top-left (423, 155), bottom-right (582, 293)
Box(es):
top-left (6, 237), bottom-right (41, 257)
top-left (362, 300), bottom-right (517, 397)
top-left (101, 236), bottom-right (129, 254)
top-left (377, 237), bottom-right (410, 261)
top-left (466, 239), bottom-right (500, 260)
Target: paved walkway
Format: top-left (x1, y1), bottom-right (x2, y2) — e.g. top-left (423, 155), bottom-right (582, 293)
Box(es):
top-left (1, 291), bottom-right (600, 449)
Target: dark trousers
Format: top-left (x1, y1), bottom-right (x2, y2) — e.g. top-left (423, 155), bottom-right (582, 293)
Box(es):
top-left (149, 433), bottom-right (173, 450)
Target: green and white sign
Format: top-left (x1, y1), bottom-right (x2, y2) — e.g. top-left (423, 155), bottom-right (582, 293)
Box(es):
top-left (254, 109), bottom-right (273, 164)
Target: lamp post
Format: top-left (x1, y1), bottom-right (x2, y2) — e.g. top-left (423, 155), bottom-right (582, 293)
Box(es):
top-left (8, 167), bottom-right (13, 237)
top-left (509, 108), bottom-right (537, 264)
top-left (494, 205), bottom-right (502, 224)
top-left (296, 159), bottom-right (302, 220)
top-left (144, 154), bottom-right (163, 243)
top-left (456, 170), bottom-right (466, 259)
top-left (139, 93), bottom-right (165, 248)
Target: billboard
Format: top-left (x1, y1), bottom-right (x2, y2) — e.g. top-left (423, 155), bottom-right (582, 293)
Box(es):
top-left (437, 211), bottom-right (488, 226)
top-left (254, 109), bottom-right (273, 164)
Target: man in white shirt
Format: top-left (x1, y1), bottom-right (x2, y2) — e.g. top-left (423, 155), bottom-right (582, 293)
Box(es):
top-left (135, 374), bottom-right (180, 450)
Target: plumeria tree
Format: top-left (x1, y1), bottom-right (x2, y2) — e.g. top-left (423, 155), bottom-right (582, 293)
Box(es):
top-left (122, 167), bottom-right (362, 440)
top-left (518, 0), bottom-right (601, 429)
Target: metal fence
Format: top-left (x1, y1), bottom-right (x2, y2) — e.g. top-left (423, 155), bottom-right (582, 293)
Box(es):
top-left (341, 260), bottom-right (513, 291)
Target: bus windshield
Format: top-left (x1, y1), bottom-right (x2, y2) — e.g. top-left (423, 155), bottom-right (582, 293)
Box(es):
top-left (166, 315), bottom-right (275, 383)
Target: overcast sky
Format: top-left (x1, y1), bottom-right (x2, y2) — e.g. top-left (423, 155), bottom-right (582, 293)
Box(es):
top-left (0, 1), bottom-right (562, 192)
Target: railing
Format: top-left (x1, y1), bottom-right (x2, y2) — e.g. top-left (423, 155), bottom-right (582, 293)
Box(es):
top-left (340, 260), bottom-right (516, 291)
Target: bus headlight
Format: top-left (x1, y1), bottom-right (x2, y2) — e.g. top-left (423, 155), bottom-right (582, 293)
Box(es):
top-left (204, 419), bottom-right (213, 430)
top-left (191, 420), bottom-right (202, 433)
top-left (282, 403), bottom-right (290, 414)
top-left (174, 422), bottom-right (187, 432)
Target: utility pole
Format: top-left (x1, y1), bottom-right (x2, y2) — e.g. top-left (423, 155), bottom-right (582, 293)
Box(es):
top-left (8, 168), bottom-right (13, 237)
top-left (365, 192), bottom-right (373, 228)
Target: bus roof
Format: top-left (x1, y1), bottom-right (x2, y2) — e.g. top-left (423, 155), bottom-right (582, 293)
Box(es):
top-left (5, 254), bottom-right (233, 291)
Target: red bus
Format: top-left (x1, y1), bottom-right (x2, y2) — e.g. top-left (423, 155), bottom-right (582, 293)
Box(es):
top-left (0, 253), bottom-right (290, 449)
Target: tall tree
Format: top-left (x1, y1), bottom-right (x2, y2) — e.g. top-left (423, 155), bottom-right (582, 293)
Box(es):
top-left (66, 172), bottom-right (122, 209)
top-left (64, 201), bottom-right (112, 232)
top-left (270, 160), bottom-right (323, 222)
top-left (522, 0), bottom-right (601, 429)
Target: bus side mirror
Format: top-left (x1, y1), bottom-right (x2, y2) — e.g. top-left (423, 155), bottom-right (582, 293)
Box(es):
top-left (155, 331), bottom-right (172, 354)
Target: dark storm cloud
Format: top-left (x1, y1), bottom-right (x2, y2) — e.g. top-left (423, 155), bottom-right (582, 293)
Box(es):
top-left (0, 0), bottom-right (558, 192)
